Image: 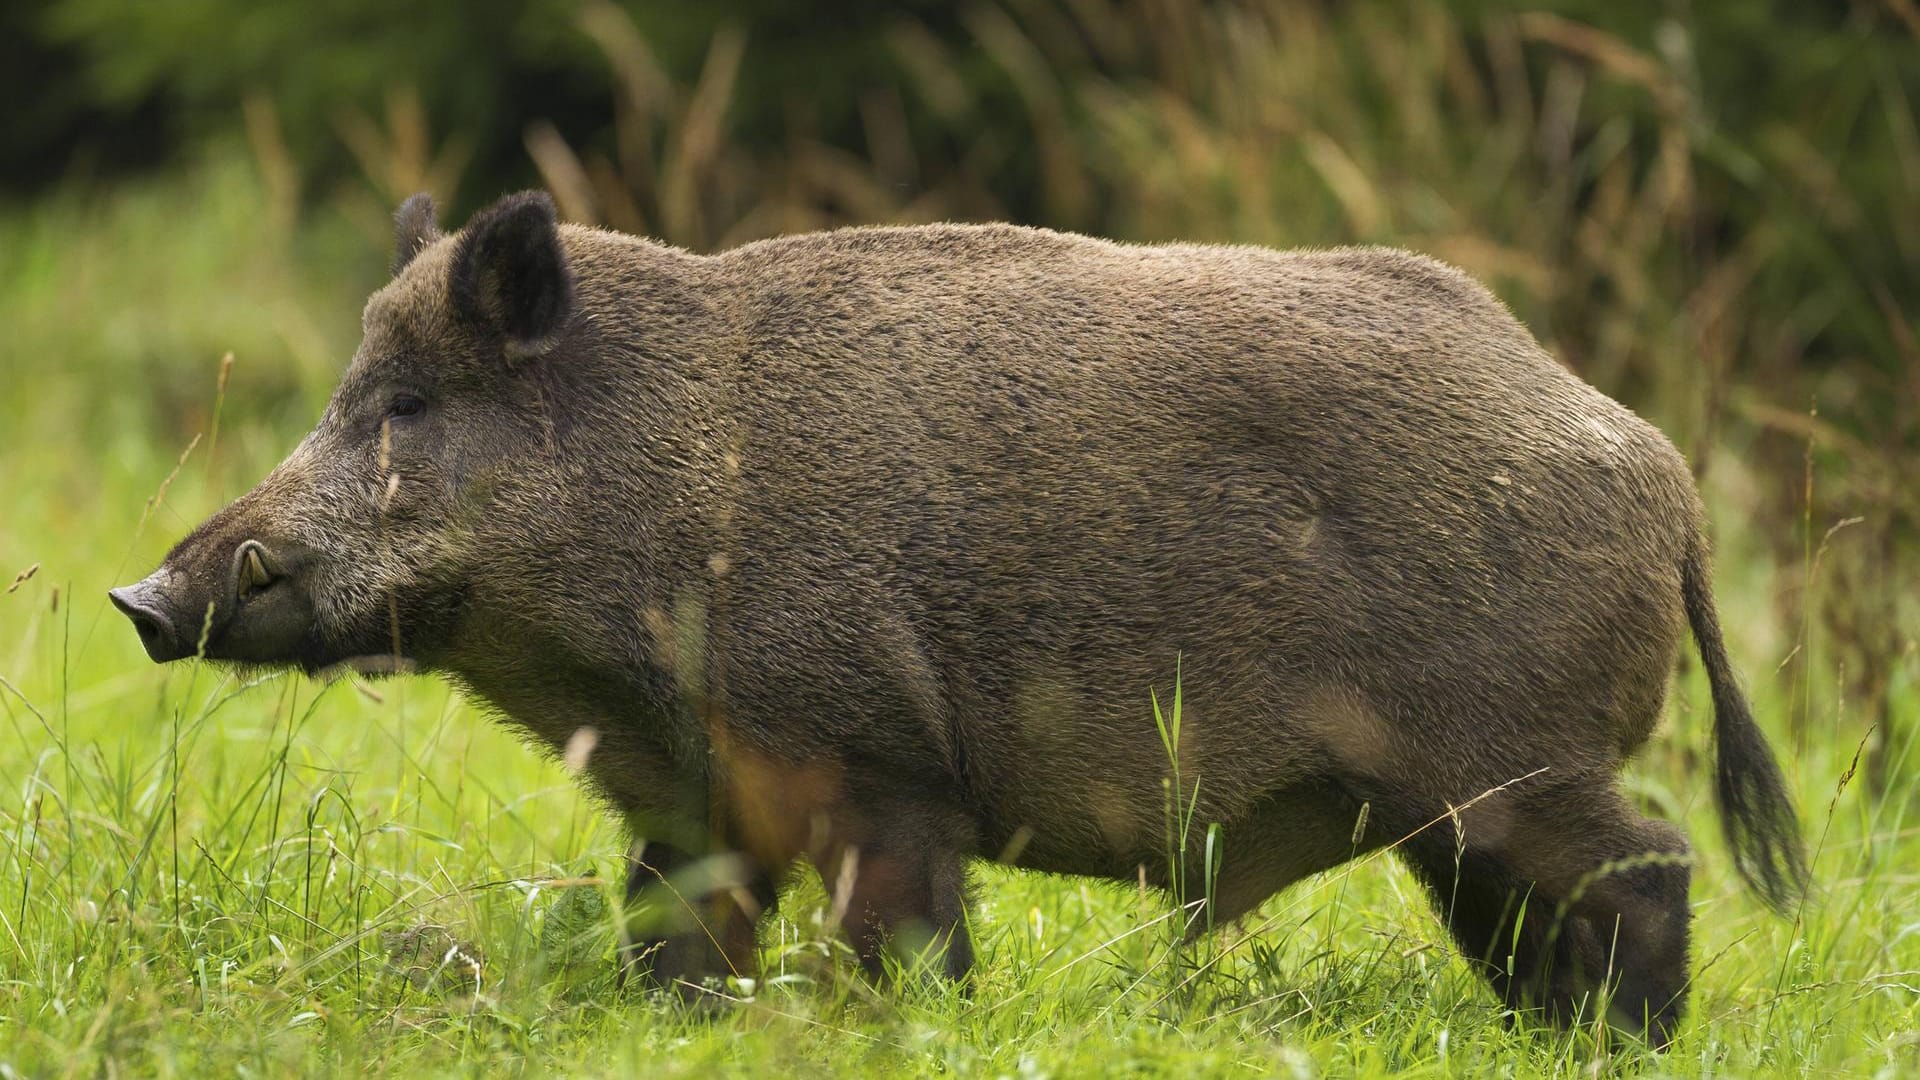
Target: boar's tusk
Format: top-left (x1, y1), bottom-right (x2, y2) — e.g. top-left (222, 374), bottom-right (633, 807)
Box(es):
top-left (237, 543), bottom-right (275, 598)
top-left (244, 548), bottom-right (271, 591)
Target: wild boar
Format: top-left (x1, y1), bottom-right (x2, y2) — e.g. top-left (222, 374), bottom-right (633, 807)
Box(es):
top-left (110, 191), bottom-right (1806, 1044)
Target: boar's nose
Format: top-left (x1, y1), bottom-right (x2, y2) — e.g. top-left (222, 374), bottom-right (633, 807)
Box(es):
top-left (108, 573), bottom-right (194, 663)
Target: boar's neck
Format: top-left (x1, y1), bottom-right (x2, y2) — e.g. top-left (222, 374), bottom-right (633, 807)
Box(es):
top-left (441, 610), bottom-right (700, 816)
top-left (434, 243), bottom-right (749, 802)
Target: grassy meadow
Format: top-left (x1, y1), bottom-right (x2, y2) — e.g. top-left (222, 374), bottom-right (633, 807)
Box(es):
top-left (0, 151), bottom-right (1913, 1079)
top-left (2, 2), bottom-right (1917, 1072)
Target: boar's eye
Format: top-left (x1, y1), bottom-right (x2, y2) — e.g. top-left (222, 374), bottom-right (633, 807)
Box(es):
top-left (386, 393), bottom-right (426, 420)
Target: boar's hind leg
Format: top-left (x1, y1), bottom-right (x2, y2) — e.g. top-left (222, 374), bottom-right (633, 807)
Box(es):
top-left (825, 801), bottom-right (975, 985)
top-left (619, 840), bottom-right (779, 997)
top-left (1391, 780), bottom-right (1692, 1047)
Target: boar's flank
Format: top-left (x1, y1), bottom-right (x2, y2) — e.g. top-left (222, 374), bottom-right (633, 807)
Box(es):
top-left (110, 191), bottom-right (1806, 1046)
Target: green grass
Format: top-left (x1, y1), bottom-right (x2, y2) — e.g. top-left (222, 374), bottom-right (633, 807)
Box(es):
top-left (1, 157), bottom-right (1916, 1078)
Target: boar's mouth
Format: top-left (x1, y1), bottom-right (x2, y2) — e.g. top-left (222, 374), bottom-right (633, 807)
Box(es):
top-left (109, 539), bottom-right (342, 671)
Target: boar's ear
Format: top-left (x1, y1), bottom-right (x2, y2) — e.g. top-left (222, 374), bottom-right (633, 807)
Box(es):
top-left (392, 193), bottom-right (442, 275)
top-left (449, 191), bottom-right (575, 358)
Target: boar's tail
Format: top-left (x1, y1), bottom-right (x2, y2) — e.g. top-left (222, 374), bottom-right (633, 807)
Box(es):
top-left (1682, 532), bottom-right (1810, 915)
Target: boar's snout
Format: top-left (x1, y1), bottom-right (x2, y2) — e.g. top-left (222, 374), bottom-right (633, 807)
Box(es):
top-left (109, 538), bottom-right (316, 665)
top-left (108, 570), bottom-right (190, 662)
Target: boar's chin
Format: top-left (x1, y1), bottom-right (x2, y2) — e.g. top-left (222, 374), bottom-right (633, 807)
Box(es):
top-left (285, 587), bottom-right (464, 679)
top-left (197, 630), bottom-right (381, 678)
top-left (310, 654), bottom-right (421, 681)
top-left (211, 641), bottom-right (419, 681)
top-left (190, 601), bottom-right (411, 677)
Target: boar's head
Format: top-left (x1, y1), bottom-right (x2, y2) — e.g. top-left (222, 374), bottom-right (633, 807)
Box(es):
top-left (110, 192), bottom-right (579, 675)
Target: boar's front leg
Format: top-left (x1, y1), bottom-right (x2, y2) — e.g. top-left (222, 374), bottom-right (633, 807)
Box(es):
top-left (618, 839), bottom-right (778, 997)
top-left (809, 797), bottom-right (976, 985)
